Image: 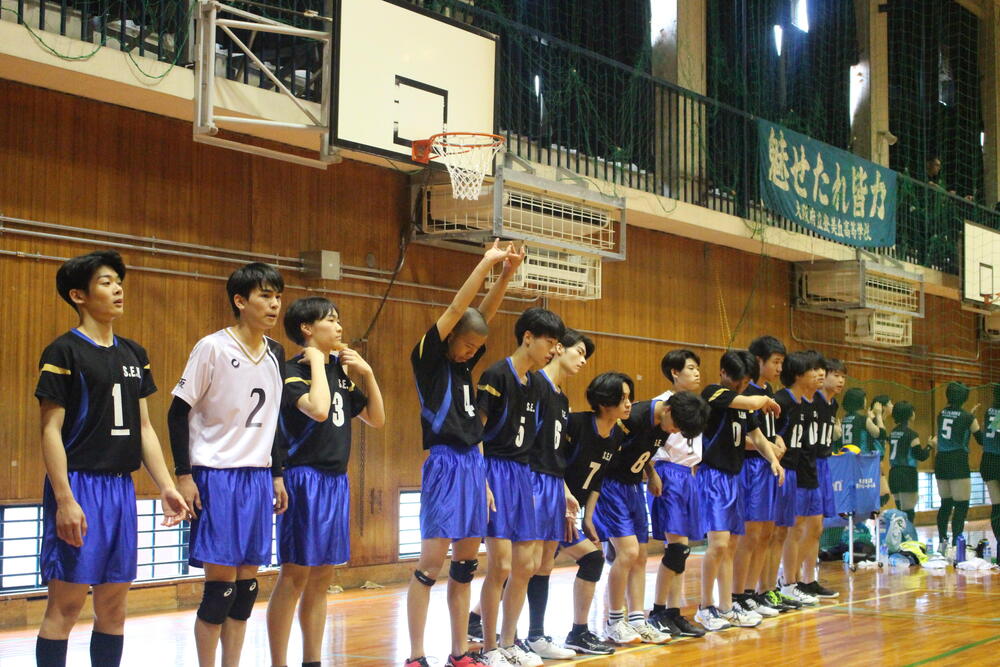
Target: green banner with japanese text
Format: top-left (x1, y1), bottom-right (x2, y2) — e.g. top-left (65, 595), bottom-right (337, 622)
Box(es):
top-left (757, 120), bottom-right (897, 247)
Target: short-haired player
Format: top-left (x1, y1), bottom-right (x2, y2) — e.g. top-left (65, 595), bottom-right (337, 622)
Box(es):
top-left (596, 390), bottom-right (708, 644)
top-left (404, 241), bottom-right (525, 667)
top-left (266, 297), bottom-right (386, 667)
top-left (169, 262), bottom-right (289, 667)
top-left (475, 306), bottom-right (564, 667)
top-left (35, 250), bottom-right (189, 667)
top-left (694, 351), bottom-right (784, 631)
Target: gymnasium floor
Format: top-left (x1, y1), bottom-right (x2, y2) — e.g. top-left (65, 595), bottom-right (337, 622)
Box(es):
top-left (3, 523), bottom-right (998, 666)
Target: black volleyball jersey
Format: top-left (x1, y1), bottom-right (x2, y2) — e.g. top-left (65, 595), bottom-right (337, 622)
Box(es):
top-left (744, 381), bottom-right (777, 459)
top-left (280, 353), bottom-right (368, 474)
top-left (529, 369), bottom-right (570, 477)
top-left (813, 392), bottom-right (838, 458)
top-left (562, 411), bottom-right (623, 508)
top-left (700, 384), bottom-right (753, 474)
top-left (35, 329), bottom-right (156, 473)
top-left (773, 388), bottom-right (805, 470)
top-left (609, 399), bottom-right (670, 485)
top-left (477, 357), bottom-right (541, 462)
top-left (797, 396), bottom-right (820, 489)
top-left (411, 324), bottom-right (486, 450)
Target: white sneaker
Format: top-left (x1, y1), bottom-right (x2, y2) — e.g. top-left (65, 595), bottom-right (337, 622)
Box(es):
top-left (604, 618), bottom-right (642, 644)
top-left (744, 593), bottom-right (779, 617)
top-left (526, 636), bottom-right (575, 659)
top-left (503, 642), bottom-right (544, 667)
top-left (631, 621), bottom-right (671, 644)
top-left (720, 606), bottom-right (762, 628)
top-left (694, 605), bottom-right (732, 632)
top-left (781, 582), bottom-right (819, 606)
top-left (732, 600), bottom-right (764, 624)
top-left (481, 648), bottom-right (515, 667)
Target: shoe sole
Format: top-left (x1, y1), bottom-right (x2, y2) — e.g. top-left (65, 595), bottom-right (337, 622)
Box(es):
top-left (606, 636), bottom-right (643, 645)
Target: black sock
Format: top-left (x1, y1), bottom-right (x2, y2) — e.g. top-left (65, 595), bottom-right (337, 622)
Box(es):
top-left (527, 574), bottom-right (549, 640)
top-left (571, 622), bottom-right (588, 635)
top-left (303, 662), bottom-right (321, 667)
top-left (652, 603), bottom-right (666, 616)
top-left (952, 501), bottom-right (970, 543)
top-left (469, 611), bottom-right (481, 624)
top-left (36, 637), bottom-right (68, 667)
top-left (992, 504), bottom-right (1000, 546)
top-left (937, 498), bottom-right (954, 542)
top-left (90, 631), bottom-right (124, 667)
top-left (666, 607), bottom-right (681, 617)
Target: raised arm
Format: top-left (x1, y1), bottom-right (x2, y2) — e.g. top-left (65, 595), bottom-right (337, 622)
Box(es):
top-left (436, 239), bottom-right (517, 338)
top-left (478, 243), bottom-right (526, 323)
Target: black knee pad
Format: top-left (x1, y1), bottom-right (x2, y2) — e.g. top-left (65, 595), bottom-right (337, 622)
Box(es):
top-left (661, 543), bottom-right (691, 574)
top-left (414, 569), bottom-right (436, 587)
top-left (227, 578), bottom-right (259, 621)
top-left (449, 559), bottom-right (478, 583)
top-left (575, 550), bottom-right (605, 583)
top-left (197, 581), bottom-right (236, 625)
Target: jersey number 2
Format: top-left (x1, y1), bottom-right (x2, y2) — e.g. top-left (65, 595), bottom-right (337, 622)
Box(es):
top-left (246, 388), bottom-right (266, 428)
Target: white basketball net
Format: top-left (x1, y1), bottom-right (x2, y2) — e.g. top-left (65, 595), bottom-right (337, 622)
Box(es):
top-left (432, 135), bottom-right (505, 200)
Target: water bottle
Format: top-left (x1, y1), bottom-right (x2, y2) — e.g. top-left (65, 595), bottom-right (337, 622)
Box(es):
top-left (986, 543), bottom-right (994, 563)
top-left (956, 534), bottom-right (967, 564)
top-left (926, 538), bottom-right (935, 556)
top-left (976, 538), bottom-right (989, 559)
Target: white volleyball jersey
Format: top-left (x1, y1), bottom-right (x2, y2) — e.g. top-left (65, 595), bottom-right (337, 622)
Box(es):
top-left (650, 389), bottom-right (702, 468)
top-left (172, 328), bottom-right (285, 469)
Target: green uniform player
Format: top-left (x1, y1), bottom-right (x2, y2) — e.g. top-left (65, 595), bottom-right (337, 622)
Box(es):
top-left (979, 386), bottom-right (1000, 551)
top-left (887, 402), bottom-right (930, 523)
top-left (931, 382), bottom-right (981, 546)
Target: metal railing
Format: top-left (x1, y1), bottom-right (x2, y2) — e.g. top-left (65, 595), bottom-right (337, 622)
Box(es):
top-left (5, 0), bottom-right (999, 272)
top-left (0, 499), bottom-right (278, 593)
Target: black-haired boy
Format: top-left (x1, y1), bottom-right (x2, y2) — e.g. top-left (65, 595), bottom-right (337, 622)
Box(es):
top-left (695, 351), bottom-right (783, 631)
top-left (476, 307), bottom-right (564, 667)
top-left (266, 297), bottom-right (386, 667)
top-left (169, 262), bottom-right (288, 667)
top-left (596, 391), bottom-right (708, 644)
top-left (35, 250), bottom-right (189, 667)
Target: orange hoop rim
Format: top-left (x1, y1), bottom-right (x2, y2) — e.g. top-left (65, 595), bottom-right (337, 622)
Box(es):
top-left (983, 292), bottom-right (1000, 307)
top-left (411, 132), bottom-right (505, 164)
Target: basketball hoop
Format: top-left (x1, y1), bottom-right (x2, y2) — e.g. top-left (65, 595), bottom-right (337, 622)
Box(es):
top-left (983, 293), bottom-right (1000, 308)
top-left (412, 132), bottom-right (505, 200)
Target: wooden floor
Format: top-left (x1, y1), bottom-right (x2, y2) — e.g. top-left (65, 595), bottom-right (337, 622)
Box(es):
top-left (3, 523), bottom-right (1000, 666)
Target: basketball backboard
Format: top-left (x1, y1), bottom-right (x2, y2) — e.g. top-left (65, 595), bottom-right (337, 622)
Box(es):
top-left (330, 0), bottom-right (497, 165)
top-left (963, 221), bottom-right (1000, 306)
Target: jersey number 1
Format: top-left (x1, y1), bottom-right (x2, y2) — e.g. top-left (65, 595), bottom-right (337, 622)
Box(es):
top-left (110, 383), bottom-right (130, 436)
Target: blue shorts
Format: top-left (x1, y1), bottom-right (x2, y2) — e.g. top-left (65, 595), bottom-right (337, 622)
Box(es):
top-left (741, 455), bottom-right (779, 522)
top-left (698, 466), bottom-right (744, 536)
top-left (278, 467), bottom-right (350, 566)
top-left (774, 468), bottom-right (798, 528)
top-left (796, 485), bottom-right (823, 518)
top-left (816, 457), bottom-right (837, 518)
top-left (485, 457), bottom-right (536, 542)
top-left (41, 472), bottom-right (137, 585)
top-left (420, 445), bottom-right (487, 541)
top-left (593, 479), bottom-right (648, 543)
top-left (531, 471), bottom-right (566, 542)
top-left (559, 527), bottom-right (588, 549)
top-left (189, 467), bottom-right (273, 568)
top-left (649, 462), bottom-right (702, 540)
